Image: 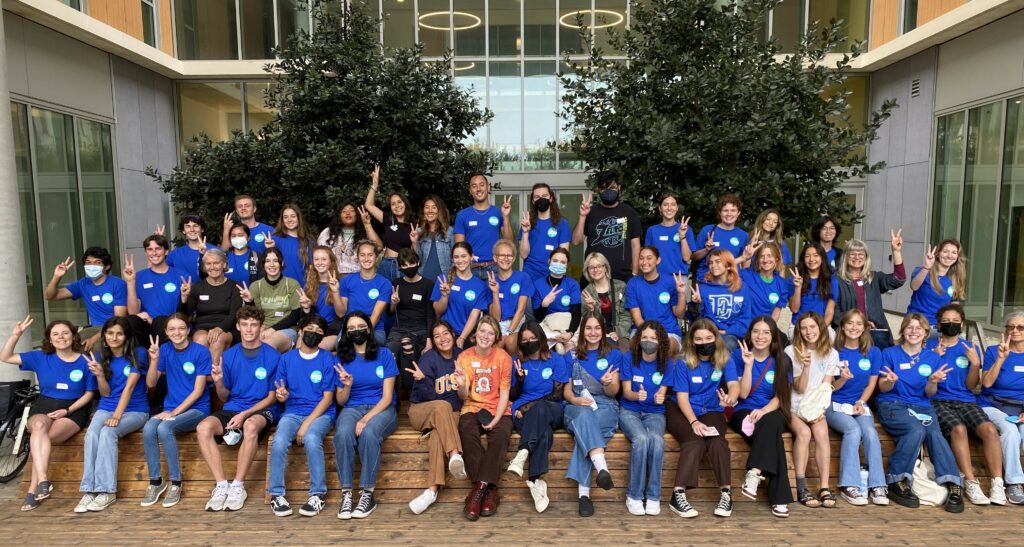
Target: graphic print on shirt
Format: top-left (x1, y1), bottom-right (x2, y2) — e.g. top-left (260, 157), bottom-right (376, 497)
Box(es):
top-left (707, 292), bottom-right (745, 321)
top-left (593, 216), bottom-right (627, 249)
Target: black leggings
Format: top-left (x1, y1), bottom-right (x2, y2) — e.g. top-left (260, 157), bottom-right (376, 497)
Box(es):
top-left (729, 408), bottom-right (794, 505)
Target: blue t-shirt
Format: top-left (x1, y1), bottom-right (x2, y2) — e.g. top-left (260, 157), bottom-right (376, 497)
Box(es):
top-left (341, 348), bottom-right (399, 407)
top-left (247, 222), bottom-right (276, 254)
top-left (95, 348), bottom-right (149, 413)
top-left (740, 269), bottom-right (792, 317)
top-left (274, 234), bottom-right (310, 283)
top-left (877, 345), bottom-right (942, 407)
top-left (673, 357), bottom-right (739, 417)
top-left (695, 224), bottom-right (748, 280)
top-left (532, 275), bottom-right (582, 314)
top-left (314, 283), bottom-right (337, 323)
top-left (66, 275), bottom-right (127, 326)
top-left (221, 343), bottom-right (280, 414)
top-left (135, 267), bottom-right (186, 317)
top-left (832, 346), bottom-right (882, 405)
top-left (697, 281), bottom-right (752, 338)
top-left (645, 223), bottom-right (697, 276)
top-left (225, 250), bottom-right (254, 285)
top-left (521, 218), bottom-right (571, 281)
top-left (19, 350), bottom-right (96, 400)
top-left (624, 274), bottom-right (680, 337)
top-left (732, 351), bottom-right (787, 412)
top-left (167, 244), bottom-right (216, 281)
top-left (906, 267), bottom-right (955, 320)
top-left (926, 337), bottom-right (981, 404)
top-left (454, 205), bottom-right (504, 263)
top-left (432, 274), bottom-right (491, 334)
top-left (573, 348), bottom-right (625, 384)
top-left (157, 341), bottom-right (212, 414)
top-left (495, 271), bottom-right (534, 321)
top-left (275, 349), bottom-right (338, 418)
top-left (340, 273), bottom-right (392, 332)
top-left (771, 241), bottom-right (793, 266)
top-left (980, 347), bottom-right (1024, 406)
top-left (511, 355), bottom-right (570, 414)
top-left (620, 352), bottom-right (674, 414)
top-left (825, 247), bottom-right (839, 271)
top-left (794, 276), bottom-right (838, 317)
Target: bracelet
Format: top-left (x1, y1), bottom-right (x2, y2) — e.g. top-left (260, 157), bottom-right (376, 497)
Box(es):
top-left (689, 419), bottom-right (698, 425)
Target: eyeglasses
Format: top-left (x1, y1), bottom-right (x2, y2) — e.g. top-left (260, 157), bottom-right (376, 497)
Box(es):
top-left (1006, 325), bottom-right (1024, 332)
top-left (495, 254), bottom-right (515, 259)
top-left (587, 265), bottom-right (605, 271)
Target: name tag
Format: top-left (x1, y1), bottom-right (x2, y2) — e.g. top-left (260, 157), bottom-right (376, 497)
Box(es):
top-left (56, 382), bottom-right (69, 390)
top-left (199, 294), bottom-right (210, 301)
top-left (498, 293), bottom-right (504, 299)
top-left (713, 242), bottom-right (720, 247)
top-left (1015, 366), bottom-right (1024, 373)
top-left (91, 295), bottom-right (100, 302)
top-left (616, 218), bottom-right (625, 224)
top-left (143, 283), bottom-right (154, 289)
top-left (856, 280), bottom-right (864, 286)
top-left (900, 363), bottom-right (912, 370)
top-left (573, 379), bottom-right (583, 386)
top-left (544, 245), bottom-right (554, 251)
top-left (412, 294), bottom-right (423, 301)
top-left (452, 285), bottom-right (461, 292)
top-left (632, 375), bottom-right (644, 384)
top-left (274, 311), bottom-right (285, 317)
top-left (471, 361), bottom-right (480, 368)
top-left (692, 376), bottom-right (703, 384)
top-left (659, 235), bottom-right (669, 241)
top-left (226, 268), bottom-right (234, 273)
top-left (468, 221), bottom-right (478, 227)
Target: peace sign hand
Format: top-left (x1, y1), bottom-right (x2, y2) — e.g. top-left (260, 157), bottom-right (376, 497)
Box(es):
top-left (452, 369), bottom-right (467, 389)
top-left (582, 289), bottom-right (596, 311)
top-left (743, 238), bottom-right (764, 260)
top-left (87, 357), bottom-right (103, 378)
top-left (358, 206), bottom-right (372, 226)
top-left (520, 216), bottom-right (531, 232)
top-left (487, 271), bottom-right (500, 294)
top-left (704, 230), bottom-right (715, 250)
top-left (239, 281), bottom-right (252, 302)
top-left (437, 275), bottom-right (451, 298)
top-left (679, 216), bottom-right (690, 238)
top-left (580, 194), bottom-right (592, 217)
top-left (296, 288), bottom-right (311, 311)
top-left (391, 285), bottom-right (400, 306)
top-left (929, 364), bottom-right (953, 384)
top-left (739, 340), bottom-right (754, 368)
top-left (210, 361), bottom-right (223, 384)
top-left (198, 236), bottom-right (208, 254)
top-left (405, 361), bottom-right (425, 382)
top-left (501, 195), bottom-right (512, 217)
top-left (12, 315), bottom-right (33, 337)
top-left (798, 347), bottom-right (811, 368)
top-left (334, 364), bottom-right (353, 386)
top-left (691, 283), bottom-right (702, 304)
top-left (122, 254), bottom-right (136, 282)
top-left (541, 286), bottom-right (563, 308)
top-left (153, 224), bottom-right (166, 237)
top-left (327, 271), bottom-right (339, 294)
top-left (880, 366), bottom-right (899, 384)
top-left (147, 335), bottom-right (160, 362)
top-left (513, 358), bottom-right (525, 378)
top-left (274, 379), bottom-right (289, 402)
top-left (789, 267), bottom-right (803, 288)
top-left (923, 244), bottom-right (937, 270)
top-left (179, 276), bottom-right (192, 299)
top-left (263, 232), bottom-right (275, 248)
top-left (673, 272), bottom-right (688, 294)
top-left (890, 228), bottom-right (904, 252)
top-left (717, 388), bottom-right (735, 407)
top-left (600, 367), bottom-right (618, 387)
top-left (53, 257), bottom-right (74, 278)
top-left (962, 342), bottom-right (981, 368)
top-left (997, 333), bottom-right (1010, 360)
top-left (409, 227), bottom-right (420, 247)
top-left (371, 164), bottom-right (380, 188)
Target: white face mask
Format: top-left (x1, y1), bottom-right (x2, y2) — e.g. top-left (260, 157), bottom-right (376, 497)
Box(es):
top-left (84, 264), bottom-right (104, 279)
top-left (230, 237), bottom-right (248, 250)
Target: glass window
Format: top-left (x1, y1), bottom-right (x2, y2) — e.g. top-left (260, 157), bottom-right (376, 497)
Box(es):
top-left (244, 82), bottom-right (275, 133)
top-left (903, 0), bottom-right (919, 34)
top-left (489, 61), bottom-right (522, 171)
top-left (453, 61), bottom-right (487, 150)
top-left (960, 102), bottom-right (1003, 321)
top-left (177, 82), bottom-right (244, 152)
top-left (418, 0), bottom-right (452, 57)
top-left (559, 0), bottom-right (592, 55)
top-left (771, 0), bottom-right (803, 52)
top-left (449, 0), bottom-right (485, 57)
top-left (487, 0), bottom-right (518, 57)
top-left (240, 0), bottom-right (276, 60)
top-left (524, 61), bottom-right (557, 170)
top-left (594, 0), bottom-right (627, 54)
top-left (931, 112), bottom-right (966, 243)
top-left (59, 0), bottom-right (81, 9)
top-left (381, 0), bottom-right (415, 49)
top-left (808, 0), bottom-right (870, 52)
top-left (559, 192), bottom-right (585, 278)
top-left (78, 119), bottom-right (120, 274)
top-left (523, 0), bottom-right (556, 57)
top-left (175, 0), bottom-right (239, 60)
top-left (278, 0), bottom-right (311, 48)
top-left (11, 104), bottom-right (45, 341)
top-left (141, 0), bottom-right (158, 48)
top-left (558, 61), bottom-right (585, 171)
top-left (994, 96), bottom-right (1024, 319)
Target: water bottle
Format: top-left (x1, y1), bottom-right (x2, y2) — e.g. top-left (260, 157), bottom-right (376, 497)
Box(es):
top-left (860, 465), bottom-right (869, 492)
top-left (579, 387), bottom-right (599, 411)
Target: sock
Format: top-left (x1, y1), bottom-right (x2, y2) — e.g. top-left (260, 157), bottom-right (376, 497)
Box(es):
top-left (578, 485), bottom-right (591, 498)
top-left (591, 453), bottom-right (608, 472)
top-left (231, 480), bottom-right (243, 487)
top-left (529, 474), bottom-right (541, 482)
top-left (217, 480), bottom-right (228, 488)
top-left (796, 476), bottom-right (807, 492)
top-left (721, 487), bottom-right (731, 493)
top-left (150, 479), bottom-right (162, 486)
top-left (172, 480), bottom-right (182, 487)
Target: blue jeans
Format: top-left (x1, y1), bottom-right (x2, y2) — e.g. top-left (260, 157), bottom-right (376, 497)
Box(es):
top-left (267, 413), bottom-right (335, 496)
top-left (618, 408), bottom-right (666, 502)
top-left (142, 408), bottom-right (206, 481)
top-left (378, 256), bottom-right (400, 285)
top-left (876, 400), bottom-right (961, 486)
top-left (333, 405), bottom-right (398, 489)
top-left (564, 400), bottom-right (619, 487)
top-left (472, 263), bottom-right (498, 281)
top-left (80, 410), bottom-right (148, 493)
top-left (825, 407), bottom-right (886, 489)
top-left (982, 406), bottom-right (1024, 484)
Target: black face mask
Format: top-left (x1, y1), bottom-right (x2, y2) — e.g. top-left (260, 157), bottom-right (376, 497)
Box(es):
top-left (348, 328), bottom-right (370, 345)
top-left (599, 188), bottom-right (619, 205)
top-left (695, 342), bottom-right (717, 357)
top-left (534, 197), bottom-right (551, 213)
top-left (938, 322), bottom-right (962, 337)
top-left (520, 340), bottom-right (541, 355)
top-left (302, 330), bottom-right (324, 349)
top-left (400, 266), bottom-right (419, 279)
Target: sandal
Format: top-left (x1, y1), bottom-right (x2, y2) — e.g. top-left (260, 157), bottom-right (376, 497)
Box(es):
top-left (35, 481), bottom-right (53, 501)
top-left (20, 492), bottom-right (39, 512)
top-left (798, 487), bottom-right (821, 508)
top-left (819, 488), bottom-right (837, 508)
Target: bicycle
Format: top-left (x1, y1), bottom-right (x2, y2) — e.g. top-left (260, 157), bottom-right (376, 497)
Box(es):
top-left (0, 380), bottom-right (38, 483)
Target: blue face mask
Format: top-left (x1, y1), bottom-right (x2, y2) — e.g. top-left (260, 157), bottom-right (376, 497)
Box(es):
top-left (549, 262), bottom-right (567, 276)
top-left (84, 264), bottom-right (104, 279)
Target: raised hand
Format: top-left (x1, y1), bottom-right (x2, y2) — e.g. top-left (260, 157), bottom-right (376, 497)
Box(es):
top-left (600, 367), bottom-right (618, 387)
top-left (296, 288), bottom-right (311, 311)
top-left (405, 361), bottom-right (425, 382)
top-left (839, 361), bottom-right (854, 380)
top-left (743, 238), bottom-right (764, 260)
top-left (153, 224), bottom-right (166, 237)
top-left (198, 236), bottom-right (208, 253)
top-left (371, 164), bottom-right (380, 189)
top-left (87, 357), bottom-right (103, 378)
top-left (673, 272), bottom-right (688, 294)
top-left (53, 256), bottom-right (74, 278)
top-left (962, 341), bottom-right (981, 368)
top-left (789, 267), bottom-right (803, 289)
top-left (798, 347), bottom-right (811, 369)
top-left (334, 364), bottom-right (353, 386)
top-left (122, 254), bottom-right (136, 282)
top-left (679, 216), bottom-right (690, 238)
top-left (704, 229), bottom-right (715, 250)
top-left (541, 286), bottom-right (563, 308)
top-left (691, 283), bottom-right (702, 304)
top-left (487, 271), bottom-right (500, 295)
top-left (717, 388), bottom-right (734, 407)
top-left (147, 335), bottom-right (160, 362)
top-left (409, 227), bottom-right (419, 247)
top-left (923, 244), bottom-right (937, 270)
top-left (210, 360), bottom-right (223, 384)
top-left (11, 315), bottom-right (33, 337)
top-left (239, 281), bottom-right (252, 302)
top-left (327, 271), bottom-right (339, 294)
top-left (501, 195), bottom-right (512, 217)
top-left (179, 276), bottom-right (192, 299)
top-left (223, 212), bottom-right (234, 232)
top-left (929, 364), bottom-right (953, 384)
top-left (738, 339), bottom-right (754, 368)
top-left (581, 290), bottom-right (596, 311)
top-left (391, 285), bottom-right (400, 306)
top-left (274, 379), bottom-right (289, 402)
top-left (997, 333), bottom-right (1010, 361)
top-left (452, 369), bottom-right (467, 389)
top-left (520, 216), bottom-right (531, 232)
top-left (880, 366), bottom-right (899, 384)
top-left (580, 194), bottom-right (592, 217)
top-left (437, 275), bottom-right (451, 298)
top-left (890, 228), bottom-right (904, 252)
top-left (263, 231), bottom-right (275, 248)
top-left (358, 206), bottom-right (372, 226)
top-left (653, 390), bottom-right (665, 404)
top-left (513, 358), bottom-right (525, 378)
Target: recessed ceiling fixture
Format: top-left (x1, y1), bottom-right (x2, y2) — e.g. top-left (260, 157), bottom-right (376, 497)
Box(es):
top-left (418, 11), bottom-right (482, 31)
top-left (558, 9), bottom-right (624, 29)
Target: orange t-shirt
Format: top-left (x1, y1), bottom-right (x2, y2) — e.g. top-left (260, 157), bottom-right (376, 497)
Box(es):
top-left (457, 346), bottom-right (512, 416)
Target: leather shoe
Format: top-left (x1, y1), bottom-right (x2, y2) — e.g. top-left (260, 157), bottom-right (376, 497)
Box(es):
top-left (463, 482), bottom-right (486, 521)
top-left (481, 484), bottom-right (499, 516)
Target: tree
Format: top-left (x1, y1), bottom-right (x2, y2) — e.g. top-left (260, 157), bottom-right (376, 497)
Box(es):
top-left (561, 0), bottom-right (896, 234)
top-left (148, 0), bottom-right (493, 239)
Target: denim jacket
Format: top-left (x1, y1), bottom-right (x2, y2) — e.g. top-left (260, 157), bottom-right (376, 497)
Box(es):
top-left (417, 227), bottom-right (454, 278)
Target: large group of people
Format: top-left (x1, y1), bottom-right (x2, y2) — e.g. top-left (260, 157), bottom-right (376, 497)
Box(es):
top-left (5, 169), bottom-right (1023, 524)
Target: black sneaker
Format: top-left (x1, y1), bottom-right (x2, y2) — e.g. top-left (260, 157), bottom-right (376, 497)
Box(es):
top-left (352, 490), bottom-right (377, 519)
top-left (337, 490), bottom-right (354, 520)
top-left (578, 495), bottom-right (594, 517)
top-left (887, 480), bottom-right (920, 509)
top-left (596, 469), bottom-right (614, 490)
top-left (945, 484), bottom-right (964, 513)
top-left (271, 495), bottom-right (292, 517)
top-left (298, 494), bottom-right (325, 517)
top-left (669, 490), bottom-right (698, 518)
top-left (714, 489), bottom-right (733, 517)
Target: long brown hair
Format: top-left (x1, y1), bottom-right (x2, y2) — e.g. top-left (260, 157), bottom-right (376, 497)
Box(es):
top-left (41, 320), bottom-right (83, 354)
top-left (419, 194), bottom-right (451, 239)
top-left (930, 239), bottom-right (967, 300)
top-left (682, 318), bottom-right (731, 370)
top-left (575, 312), bottom-right (615, 360)
top-left (305, 245), bottom-right (341, 301)
top-left (743, 316), bottom-right (792, 420)
top-left (792, 312), bottom-right (832, 357)
top-left (528, 183), bottom-right (562, 229)
top-left (274, 203), bottom-right (315, 272)
top-left (629, 320), bottom-right (671, 374)
top-left (754, 208), bottom-right (785, 243)
top-left (835, 309), bottom-right (872, 356)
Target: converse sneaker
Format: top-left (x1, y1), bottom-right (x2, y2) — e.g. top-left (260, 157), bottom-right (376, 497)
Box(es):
top-left (669, 490), bottom-right (697, 518)
top-left (448, 453), bottom-right (467, 480)
top-left (714, 489), bottom-right (733, 517)
top-left (337, 490), bottom-right (354, 520)
top-left (989, 477), bottom-right (1007, 506)
top-left (840, 486), bottom-right (868, 506)
top-left (205, 483), bottom-right (229, 512)
top-left (140, 479), bottom-right (167, 507)
top-left (87, 493), bottom-right (116, 512)
top-left (299, 494), bottom-right (326, 517)
top-left (352, 490), bottom-right (377, 519)
top-left (270, 495), bottom-right (292, 517)
top-left (626, 497), bottom-right (645, 516)
top-left (527, 479), bottom-right (549, 513)
top-left (409, 489), bottom-right (438, 515)
top-left (869, 486), bottom-right (890, 506)
top-left (75, 494), bottom-right (95, 514)
top-left (742, 470), bottom-right (764, 500)
top-left (507, 448), bottom-right (529, 478)
top-left (964, 479), bottom-right (991, 505)
top-left (225, 483), bottom-right (247, 511)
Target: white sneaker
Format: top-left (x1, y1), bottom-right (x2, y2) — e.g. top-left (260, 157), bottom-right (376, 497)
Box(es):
top-left (75, 494), bottom-right (95, 514)
top-left (527, 479), bottom-right (549, 513)
top-left (507, 448), bottom-right (529, 478)
top-left (644, 499), bottom-right (661, 516)
top-left (448, 454), bottom-right (467, 480)
top-left (965, 479), bottom-right (991, 505)
top-left (408, 489), bottom-right (438, 515)
top-left (87, 493), bottom-right (116, 512)
top-left (205, 483), bottom-right (230, 511)
top-left (626, 497), bottom-right (645, 516)
top-left (224, 483), bottom-right (247, 511)
top-left (990, 477), bottom-right (1007, 506)
top-left (742, 469), bottom-right (764, 500)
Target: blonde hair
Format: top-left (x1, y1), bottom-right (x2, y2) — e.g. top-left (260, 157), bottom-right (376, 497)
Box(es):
top-left (793, 312), bottom-right (832, 357)
top-left (584, 252), bottom-right (611, 282)
top-left (834, 309), bottom-right (872, 355)
top-left (753, 243), bottom-right (785, 276)
top-left (475, 315), bottom-right (501, 341)
top-left (681, 319), bottom-right (732, 370)
top-left (754, 208), bottom-right (784, 243)
top-left (492, 239), bottom-right (516, 261)
top-left (931, 239), bottom-right (967, 301)
top-left (837, 239), bottom-right (874, 284)
top-left (897, 313), bottom-right (932, 344)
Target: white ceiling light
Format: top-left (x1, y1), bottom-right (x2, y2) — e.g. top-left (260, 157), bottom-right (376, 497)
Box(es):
top-left (418, 11), bottom-right (482, 31)
top-left (453, 61), bottom-right (477, 71)
top-left (559, 9), bottom-right (624, 29)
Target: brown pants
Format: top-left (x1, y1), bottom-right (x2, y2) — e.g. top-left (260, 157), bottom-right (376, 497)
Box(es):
top-left (666, 403), bottom-right (732, 489)
top-left (408, 401), bottom-right (463, 488)
top-left (458, 412), bottom-right (513, 485)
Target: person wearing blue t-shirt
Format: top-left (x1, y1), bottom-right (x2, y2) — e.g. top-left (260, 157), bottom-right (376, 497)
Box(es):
top-left (76, 317), bottom-right (150, 513)
top-left (789, 243), bottom-right (838, 326)
top-left (265, 204), bottom-right (316, 284)
top-left (665, 319), bottom-right (740, 518)
top-left (223, 223), bottom-right (261, 286)
top-left (825, 310), bottom-right (888, 507)
top-left (619, 321), bottom-right (674, 516)
top-left (532, 248), bottom-right (582, 351)
top-left (562, 313), bottom-right (622, 517)
top-left (2, 317), bottom-right (96, 511)
top-left (125, 234), bottom-right (187, 348)
top-left (332, 312), bottom-right (399, 520)
top-left (432, 242), bottom-right (491, 348)
top-left (741, 244), bottom-right (792, 323)
top-left (338, 240), bottom-right (392, 345)
top-left (907, 240), bottom-right (966, 327)
top-left (728, 316), bottom-right (794, 518)
top-left (506, 322), bottom-right (569, 513)
top-left (141, 313), bottom-right (211, 509)
top-left (195, 307), bottom-right (280, 513)
top-left (218, 195), bottom-right (275, 255)
top-left (927, 304), bottom-right (1005, 505)
top-left (488, 239), bottom-right (534, 352)
top-left (519, 183), bottom-right (571, 283)
top-left (692, 194), bottom-right (748, 282)
top-left (980, 311), bottom-right (1024, 505)
top-left (751, 209), bottom-right (792, 266)
top-left (44, 247), bottom-right (127, 350)
top-left (267, 314), bottom-right (339, 518)
top-left (625, 246), bottom-right (687, 355)
top-left (166, 214), bottom-right (217, 281)
top-left (810, 215), bottom-right (843, 271)
top-left (876, 313), bottom-right (963, 512)
top-left (695, 249), bottom-right (753, 351)
top-left (453, 173), bottom-right (513, 279)
top-left (644, 193), bottom-right (696, 277)
top-left (300, 247), bottom-right (346, 351)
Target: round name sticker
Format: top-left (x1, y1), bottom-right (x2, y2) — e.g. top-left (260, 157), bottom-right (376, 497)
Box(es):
top-left (255, 367), bottom-right (268, 380)
top-left (560, 294), bottom-right (571, 306)
top-left (541, 367), bottom-right (553, 380)
top-left (765, 370), bottom-right (776, 385)
top-left (376, 365), bottom-right (385, 379)
top-left (510, 283), bottom-right (521, 295)
top-left (69, 369), bottom-right (84, 382)
top-left (673, 233), bottom-right (680, 243)
top-left (652, 372), bottom-right (664, 385)
top-left (955, 356), bottom-right (968, 369)
top-left (164, 282), bottom-right (177, 293)
top-left (368, 288), bottom-right (380, 299)
top-left (183, 362), bottom-right (196, 374)
top-left (658, 291), bottom-right (671, 304)
top-left (947, 286), bottom-right (954, 297)
top-left (101, 293), bottom-right (114, 305)
top-left (465, 290), bottom-right (477, 301)
top-left (597, 358), bottom-right (609, 371)
top-left (858, 358), bottom-right (871, 371)
top-left (254, 233), bottom-right (265, 243)
top-left (729, 237), bottom-right (740, 247)
top-left (711, 369), bottom-right (722, 382)
top-left (768, 292), bottom-right (780, 305)
top-left (123, 365), bottom-right (132, 377)
top-left (547, 227), bottom-right (558, 238)
top-left (918, 364), bottom-right (933, 377)
top-left (488, 216), bottom-right (499, 226)
top-left (310, 370), bottom-right (323, 383)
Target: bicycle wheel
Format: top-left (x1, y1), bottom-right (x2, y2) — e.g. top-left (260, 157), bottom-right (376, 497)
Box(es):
top-left (0, 417), bottom-right (30, 483)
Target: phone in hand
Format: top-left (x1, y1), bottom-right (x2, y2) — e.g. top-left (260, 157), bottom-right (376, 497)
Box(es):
top-left (477, 409), bottom-right (494, 426)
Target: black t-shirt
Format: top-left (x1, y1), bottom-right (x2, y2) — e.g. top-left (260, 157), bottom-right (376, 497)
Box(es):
top-left (584, 202), bottom-right (642, 281)
top-left (377, 212), bottom-right (413, 252)
top-left (396, 277), bottom-right (435, 334)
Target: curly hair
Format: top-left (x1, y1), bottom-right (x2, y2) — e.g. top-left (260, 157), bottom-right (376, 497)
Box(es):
top-left (630, 320), bottom-right (671, 374)
top-left (41, 320), bottom-right (83, 354)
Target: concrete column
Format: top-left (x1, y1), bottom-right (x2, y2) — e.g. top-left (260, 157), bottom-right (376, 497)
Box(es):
top-left (0, 4), bottom-right (33, 381)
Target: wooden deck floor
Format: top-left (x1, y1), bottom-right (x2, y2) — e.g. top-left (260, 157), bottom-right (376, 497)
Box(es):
top-left (0, 497), bottom-right (1016, 545)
